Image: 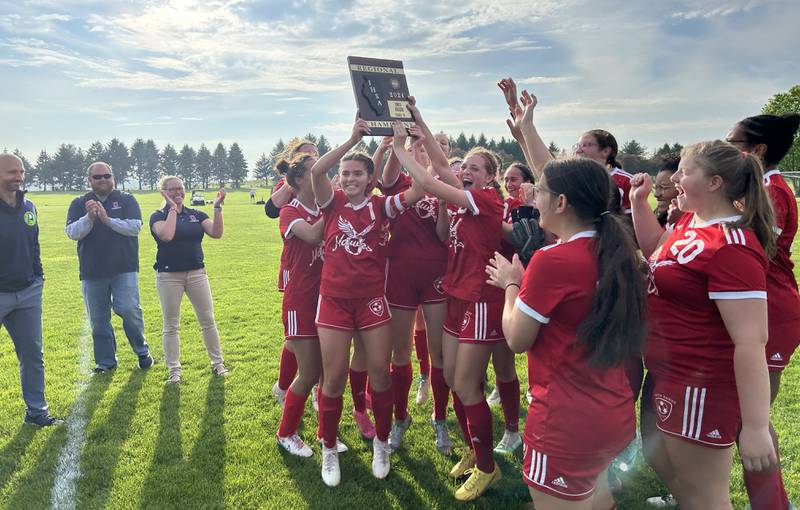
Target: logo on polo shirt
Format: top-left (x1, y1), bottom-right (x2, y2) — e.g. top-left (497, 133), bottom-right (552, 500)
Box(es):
top-left (111, 201), bottom-right (121, 210)
top-left (23, 210), bottom-right (37, 226)
top-left (189, 215), bottom-right (198, 222)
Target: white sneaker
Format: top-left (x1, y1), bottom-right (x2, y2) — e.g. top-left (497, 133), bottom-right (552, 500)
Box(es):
top-left (312, 384), bottom-right (319, 412)
top-left (388, 415), bottom-right (413, 451)
top-left (415, 375), bottom-right (430, 405)
top-left (645, 495), bottom-right (678, 508)
top-left (272, 381), bottom-right (286, 407)
top-left (319, 436), bottom-right (348, 453)
top-left (431, 418), bottom-right (453, 455)
top-left (321, 446), bottom-right (340, 487)
top-left (525, 388), bottom-right (533, 404)
top-left (277, 433), bottom-right (313, 457)
top-left (372, 438), bottom-right (391, 479)
top-left (486, 386), bottom-right (501, 406)
top-left (493, 429), bottom-right (521, 454)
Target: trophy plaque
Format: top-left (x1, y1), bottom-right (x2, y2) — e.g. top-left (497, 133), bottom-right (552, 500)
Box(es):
top-left (347, 56), bottom-right (414, 136)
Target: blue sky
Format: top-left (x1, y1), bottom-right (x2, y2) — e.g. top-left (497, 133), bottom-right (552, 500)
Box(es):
top-left (2, 0), bottom-right (799, 169)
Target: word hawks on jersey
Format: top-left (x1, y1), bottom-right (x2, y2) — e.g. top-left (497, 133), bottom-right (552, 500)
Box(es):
top-left (414, 197), bottom-right (437, 219)
top-left (309, 243), bottom-right (324, 267)
top-left (334, 216), bottom-right (374, 256)
top-left (449, 212), bottom-right (465, 254)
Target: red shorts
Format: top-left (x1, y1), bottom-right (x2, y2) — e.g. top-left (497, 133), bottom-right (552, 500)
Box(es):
top-left (522, 443), bottom-right (611, 501)
top-left (650, 376), bottom-right (740, 448)
top-left (442, 297), bottom-right (504, 344)
top-left (282, 295), bottom-right (318, 340)
top-left (385, 257), bottom-right (447, 309)
top-left (315, 295), bottom-right (392, 332)
top-left (766, 316), bottom-right (800, 371)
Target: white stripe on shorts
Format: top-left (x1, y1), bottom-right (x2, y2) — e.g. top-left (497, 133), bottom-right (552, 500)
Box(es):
top-left (681, 385), bottom-right (707, 440)
top-left (527, 448), bottom-right (548, 486)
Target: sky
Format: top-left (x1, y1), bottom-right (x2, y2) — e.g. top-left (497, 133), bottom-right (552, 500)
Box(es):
top-left (2, 0), bottom-right (799, 171)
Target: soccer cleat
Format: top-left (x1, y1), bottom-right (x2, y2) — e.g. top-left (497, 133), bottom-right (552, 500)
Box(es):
top-left (388, 415), bottom-right (413, 451)
top-left (23, 413), bottom-right (64, 427)
top-left (644, 494), bottom-right (678, 508)
top-left (272, 381), bottom-right (286, 407)
top-left (311, 384), bottom-right (319, 412)
top-left (138, 354), bottom-right (154, 369)
top-left (486, 386), bottom-right (501, 406)
top-left (211, 363), bottom-right (229, 377)
top-left (318, 436), bottom-right (349, 453)
top-left (454, 462), bottom-right (502, 501)
top-left (353, 408), bottom-right (376, 440)
top-left (277, 433), bottom-right (313, 458)
top-left (415, 375), bottom-right (430, 405)
top-left (526, 388), bottom-right (533, 405)
top-left (372, 437), bottom-right (391, 479)
top-left (431, 418), bottom-right (453, 456)
top-left (449, 448), bottom-right (476, 478)
top-left (493, 429), bottom-right (522, 455)
top-left (321, 446), bottom-right (341, 487)
top-left (167, 371), bottom-right (181, 384)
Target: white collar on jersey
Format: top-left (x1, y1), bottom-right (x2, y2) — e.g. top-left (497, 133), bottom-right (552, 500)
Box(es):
top-left (344, 196), bottom-right (370, 210)
top-left (690, 214), bottom-right (742, 228)
top-left (565, 230), bottom-right (597, 242)
top-left (291, 198), bottom-right (320, 216)
top-left (763, 169), bottom-right (781, 181)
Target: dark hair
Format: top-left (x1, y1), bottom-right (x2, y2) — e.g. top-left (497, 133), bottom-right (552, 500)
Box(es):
top-left (735, 114), bottom-right (800, 167)
top-left (341, 151), bottom-right (375, 175)
top-left (658, 155), bottom-right (681, 174)
top-left (277, 153), bottom-right (315, 189)
top-left (465, 146), bottom-right (502, 194)
top-left (543, 158), bottom-right (646, 368)
top-left (682, 140), bottom-right (776, 257)
top-left (587, 129), bottom-right (622, 169)
top-left (507, 162), bottom-right (534, 183)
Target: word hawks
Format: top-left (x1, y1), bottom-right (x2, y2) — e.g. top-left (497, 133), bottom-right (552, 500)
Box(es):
top-left (310, 243), bottom-right (324, 267)
top-left (448, 208), bottom-right (466, 254)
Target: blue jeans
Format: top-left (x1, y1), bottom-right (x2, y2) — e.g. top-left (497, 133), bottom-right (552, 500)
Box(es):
top-left (0, 278), bottom-right (48, 417)
top-left (82, 272), bottom-right (150, 369)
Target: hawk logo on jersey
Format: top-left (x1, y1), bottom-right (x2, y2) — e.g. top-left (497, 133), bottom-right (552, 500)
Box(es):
top-left (654, 395), bottom-right (674, 422)
top-left (368, 297), bottom-right (385, 317)
top-left (333, 216), bottom-right (374, 256)
top-left (461, 310), bottom-right (472, 332)
top-left (414, 197), bottom-right (437, 219)
top-left (433, 278), bottom-right (444, 294)
top-left (449, 217), bottom-right (464, 254)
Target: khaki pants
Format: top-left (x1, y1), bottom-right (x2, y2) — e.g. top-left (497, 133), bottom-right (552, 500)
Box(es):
top-left (156, 268), bottom-right (223, 374)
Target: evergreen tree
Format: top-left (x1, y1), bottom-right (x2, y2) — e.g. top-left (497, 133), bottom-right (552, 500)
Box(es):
top-left (254, 153), bottom-right (272, 186)
top-left (548, 141), bottom-right (560, 154)
top-left (317, 135), bottom-right (331, 156)
top-left (105, 138), bottom-right (131, 189)
top-left (196, 144), bottom-right (212, 189)
top-left (211, 143), bottom-right (229, 187)
top-left (477, 133), bottom-right (488, 147)
top-left (130, 139), bottom-right (147, 190)
top-left (227, 142), bottom-right (248, 188)
top-left (178, 145), bottom-right (196, 189)
top-left (158, 143), bottom-right (178, 190)
top-left (52, 144), bottom-right (83, 190)
top-left (621, 139), bottom-right (647, 157)
top-left (455, 132), bottom-right (468, 150)
top-left (34, 150), bottom-right (53, 191)
top-left (86, 141), bottom-right (107, 165)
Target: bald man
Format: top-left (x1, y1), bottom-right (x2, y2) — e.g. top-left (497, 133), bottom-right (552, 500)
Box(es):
top-left (0, 154), bottom-right (61, 426)
top-left (66, 162), bottom-right (152, 373)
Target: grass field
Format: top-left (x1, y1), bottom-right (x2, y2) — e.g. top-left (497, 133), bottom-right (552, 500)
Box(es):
top-left (0, 189), bottom-right (797, 509)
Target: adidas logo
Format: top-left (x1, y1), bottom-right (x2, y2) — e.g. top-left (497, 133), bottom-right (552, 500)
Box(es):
top-left (770, 353), bottom-right (784, 361)
top-left (551, 477), bottom-right (568, 488)
top-left (706, 429), bottom-right (722, 439)
top-left (490, 329), bottom-right (497, 336)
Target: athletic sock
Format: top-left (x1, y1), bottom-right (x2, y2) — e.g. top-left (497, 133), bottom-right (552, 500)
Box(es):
top-left (430, 366), bottom-right (450, 420)
top-left (318, 393), bottom-right (343, 449)
top-left (464, 400), bottom-right (494, 473)
top-left (278, 388), bottom-right (308, 438)
top-left (349, 369), bottom-right (368, 413)
top-left (742, 430), bottom-right (789, 510)
top-left (391, 363), bottom-right (413, 420)
top-left (497, 378), bottom-right (520, 433)
top-left (452, 392), bottom-right (471, 448)
top-left (368, 385), bottom-right (394, 442)
top-left (414, 329), bottom-right (430, 377)
top-left (278, 345), bottom-right (297, 391)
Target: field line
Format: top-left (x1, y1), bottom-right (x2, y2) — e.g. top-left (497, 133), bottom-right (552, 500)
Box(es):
top-left (50, 321), bottom-right (91, 510)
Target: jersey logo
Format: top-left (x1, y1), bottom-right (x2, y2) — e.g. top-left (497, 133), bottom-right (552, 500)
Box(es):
top-left (654, 395), bottom-right (674, 422)
top-left (461, 310), bottom-right (472, 332)
top-left (23, 210), bottom-right (37, 227)
top-left (414, 197), bottom-right (437, 219)
top-left (433, 278), bottom-right (444, 294)
top-left (333, 216), bottom-right (374, 256)
top-left (770, 352), bottom-right (784, 361)
top-left (111, 201), bottom-right (121, 210)
top-left (378, 221), bottom-right (390, 247)
top-left (706, 429), bottom-right (722, 439)
top-left (368, 297), bottom-right (385, 317)
top-left (310, 244), bottom-right (324, 267)
top-left (551, 477), bottom-right (568, 489)
top-left (449, 217), bottom-right (464, 254)
top-left (189, 215), bottom-right (199, 222)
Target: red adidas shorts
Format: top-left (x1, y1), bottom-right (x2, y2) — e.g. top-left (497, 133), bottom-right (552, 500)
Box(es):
top-left (385, 257), bottom-right (447, 309)
top-left (522, 442), bottom-right (612, 501)
top-left (766, 316), bottom-right (800, 371)
top-left (282, 294), bottom-right (319, 340)
top-left (315, 295), bottom-right (392, 332)
top-left (649, 375), bottom-right (740, 448)
top-left (442, 297), bottom-right (504, 344)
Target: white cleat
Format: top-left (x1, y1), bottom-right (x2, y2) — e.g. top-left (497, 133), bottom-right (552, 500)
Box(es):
top-left (486, 386), bottom-right (501, 406)
top-left (277, 433), bottom-right (313, 458)
top-left (321, 446), bottom-right (341, 487)
top-left (372, 438), bottom-right (391, 479)
top-left (272, 381), bottom-right (286, 407)
top-left (312, 384), bottom-right (319, 412)
top-left (415, 375), bottom-right (430, 405)
top-left (319, 436), bottom-right (349, 453)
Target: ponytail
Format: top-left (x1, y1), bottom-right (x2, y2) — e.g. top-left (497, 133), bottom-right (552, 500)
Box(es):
top-left (739, 153), bottom-right (777, 257)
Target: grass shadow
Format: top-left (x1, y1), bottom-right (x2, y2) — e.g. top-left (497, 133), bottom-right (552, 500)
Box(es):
top-left (138, 382), bottom-right (182, 509)
top-left (0, 425), bottom-right (37, 492)
top-left (185, 376), bottom-right (226, 508)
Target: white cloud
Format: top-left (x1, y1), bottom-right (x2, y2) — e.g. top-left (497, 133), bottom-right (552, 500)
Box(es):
top-left (518, 76), bottom-right (579, 85)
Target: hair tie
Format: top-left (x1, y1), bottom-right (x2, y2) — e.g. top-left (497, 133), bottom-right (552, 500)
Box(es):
top-left (741, 151), bottom-right (749, 158)
top-left (600, 211), bottom-right (610, 216)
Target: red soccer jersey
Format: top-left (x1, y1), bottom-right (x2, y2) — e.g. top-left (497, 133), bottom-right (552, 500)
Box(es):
top-left (646, 214), bottom-right (768, 386)
top-left (319, 189), bottom-right (401, 299)
top-left (764, 170), bottom-right (800, 322)
top-left (610, 168), bottom-right (632, 214)
top-left (442, 187), bottom-right (504, 302)
top-left (382, 173), bottom-right (448, 263)
top-left (279, 198), bottom-right (324, 304)
top-left (516, 232), bottom-right (634, 457)
top-left (274, 178), bottom-right (295, 292)
top-left (500, 196), bottom-right (520, 259)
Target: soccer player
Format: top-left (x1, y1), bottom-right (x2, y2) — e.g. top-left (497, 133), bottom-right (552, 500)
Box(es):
top-left (630, 141), bottom-right (778, 508)
top-left (311, 118), bottom-right (424, 487)
top-left (486, 157), bottom-right (646, 509)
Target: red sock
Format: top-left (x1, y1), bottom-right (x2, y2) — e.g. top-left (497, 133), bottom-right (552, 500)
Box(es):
top-left (349, 369), bottom-right (368, 412)
top-left (414, 329), bottom-right (430, 377)
top-left (318, 393), bottom-right (343, 449)
top-left (368, 385), bottom-right (393, 442)
top-left (278, 345), bottom-right (297, 391)
top-left (430, 366), bottom-right (450, 420)
top-left (278, 388), bottom-right (308, 438)
top-left (464, 400), bottom-right (494, 473)
top-left (452, 392), bottom-right (471, 448)
top-left (391, 363), bottom-right (413, 420)
top-left (743, 430), bottom-right (789, 510)
top-left (497, 378), bottom-right (520, 432)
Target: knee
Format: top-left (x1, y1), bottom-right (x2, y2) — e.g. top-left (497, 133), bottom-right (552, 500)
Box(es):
top-left (323, 372), bottom-right (347, 395)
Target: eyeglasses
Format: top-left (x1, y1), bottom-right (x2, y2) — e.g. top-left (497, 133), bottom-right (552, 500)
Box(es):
top-left (91, 174), bottom-right (113, 180)
top-left (572, 142), bottom-right (598, 151)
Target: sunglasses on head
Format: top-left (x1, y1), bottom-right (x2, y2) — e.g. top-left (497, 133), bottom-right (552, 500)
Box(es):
top-left (91, 174), bottom-right (113, 180)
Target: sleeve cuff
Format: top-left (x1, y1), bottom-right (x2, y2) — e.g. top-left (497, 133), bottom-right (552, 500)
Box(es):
top-left (708, 290), bottom-right (767, 300)
top-left (464, 190), bottom-right (479, 215)
top-left (284, 218), bottom-right (302, 239)
top-left (515, 296), bottom-right (550, 324)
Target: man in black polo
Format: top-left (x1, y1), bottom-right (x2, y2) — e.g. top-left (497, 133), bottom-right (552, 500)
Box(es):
top-left (0, 153), bottom-right (61, 426)
top-left (66, 161), bottom-right (153, 372)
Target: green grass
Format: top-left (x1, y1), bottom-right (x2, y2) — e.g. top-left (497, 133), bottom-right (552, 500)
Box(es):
top-left (0, 190), bottom-right (797, 509)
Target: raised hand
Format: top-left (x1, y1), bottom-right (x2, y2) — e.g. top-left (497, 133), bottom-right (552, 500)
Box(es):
top-left (629, 172), bottom-right (653, 204)
top-left (497, 78), bottom-right (519, 112)
top-left (519, 89), bottom-right (538, 126)
top-left (391, 121), bottom-right (409, 149)
top-left (408, 125), bottom-right (425, 142)
top-left (161, 191), bottom-right (177, 210)
top-left (350, 117), bottom-right (371, 142)
top-left (214, 188), bottom-right (226, 207)
top-left (406, 95), bottom-right (421, 121)
top-left (379, 136), bottom-right (393, 150)
top-left (518, 182), bottom-right (535, 206)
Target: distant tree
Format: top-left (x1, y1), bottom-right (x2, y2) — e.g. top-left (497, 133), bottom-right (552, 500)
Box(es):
top-left (86, 141), bottom-right (107, 165)
top-left (105, 138), bottom-right (131, 189)
top-left (366, 139), bottom-right (379, 154)
top-left (130, 138), bottom-right (147, 190)
top-left (196, 144), bottom-right (212, 189)
top-left (317, 135), bottom-right (331, 156)
top-left (302, 133), bottom-right (319, 145)
top-left (13, 149), bottom-right (34, 187)
top-left (455, 132), bottom-right (468, 151)
top-left (548, 141), bottom-right (560, 154)
top-left (653, 142), bottom-right (683, 159)
top-left (52, 144), bottom-right (84, 190)
top-left (178, 145), bottom-right (196, 189)
top-left (211, 143), bottom-right (229, 187)
top-left (34, 150), bottom-right (53, 191)
top-left (763, 85), bottom-right (800, 171)
top-left (467, 134), bottom-right (477, 147)
top-left (254, 153), bottom-right (272, 186)
top-left (158, 143), bottom-right (178, 190)
top-left (671, 143), bottom-right (684, 155)
top-left (477, 133), bottom-right (488, 147)
top-left (621, 139), bottom-right (647, 157)
top-left (227, 142), bottom-right (248, 188)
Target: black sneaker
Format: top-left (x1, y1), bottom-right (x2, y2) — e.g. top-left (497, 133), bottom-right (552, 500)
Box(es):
top-left (138, 354), bottom-right (154, 369)
top-left (24, 413), bottom-right (64, 427)
top-left (93, 366), bottom-right (116, 374)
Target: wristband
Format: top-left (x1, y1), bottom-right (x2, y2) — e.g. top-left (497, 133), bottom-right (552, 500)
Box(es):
top-left (505, 283), bottom-right (520, 291)
top-left (214, 206), bottom-right (222, 210)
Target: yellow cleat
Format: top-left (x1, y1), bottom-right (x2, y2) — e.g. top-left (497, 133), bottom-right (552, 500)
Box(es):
top-left (449, 448), bottom-right (476, 478)
top-left (454, 462), bottom-right (502, 501)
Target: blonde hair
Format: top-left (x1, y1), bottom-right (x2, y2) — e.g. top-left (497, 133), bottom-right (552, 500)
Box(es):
top-left (159, 175), bottom-right (183, 190)
top-left (464, 146), bottom-right (502, 193)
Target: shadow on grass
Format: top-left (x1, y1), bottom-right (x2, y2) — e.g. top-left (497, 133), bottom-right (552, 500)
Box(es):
top-left (0, 425), bottom-right (37, 492)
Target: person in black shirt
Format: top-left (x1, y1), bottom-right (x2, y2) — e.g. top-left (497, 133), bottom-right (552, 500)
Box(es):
top-left (66, 162), bottom-right (153, 373)
top-left (653, 155), bottom-right (681, 228)
top-left (0, 154), bottom-right (61, 426)
top-left (150, 175), bottom-right (229, 383)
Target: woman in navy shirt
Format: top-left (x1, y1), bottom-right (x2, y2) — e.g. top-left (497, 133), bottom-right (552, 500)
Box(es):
top-left (150, 175), bottom-right (228, 383)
